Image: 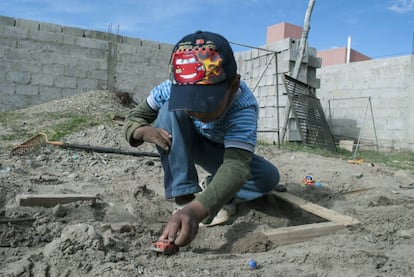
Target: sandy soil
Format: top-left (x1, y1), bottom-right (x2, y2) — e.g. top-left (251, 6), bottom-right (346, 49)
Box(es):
top-left (1, 91), bottom-right (413, 277)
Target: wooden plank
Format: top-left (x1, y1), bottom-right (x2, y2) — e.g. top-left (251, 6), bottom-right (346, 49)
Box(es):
top-left (0, 217), bottom-right (36, 224)
top-left (262, 221), bottom-right (345, 245)
top-left (16, 194), bottom-right (98, 207)
top-left (272, 191), bottom-right (360, 226)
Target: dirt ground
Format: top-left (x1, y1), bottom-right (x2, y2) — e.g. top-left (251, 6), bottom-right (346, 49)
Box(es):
top-left (1, 91), bottom-right (413, 277)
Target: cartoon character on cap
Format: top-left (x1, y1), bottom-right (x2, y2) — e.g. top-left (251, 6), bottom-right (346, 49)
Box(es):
top-left (172, 51), bottom-right (206, 84)
top-left (171, 33), bottom-right (225, 83)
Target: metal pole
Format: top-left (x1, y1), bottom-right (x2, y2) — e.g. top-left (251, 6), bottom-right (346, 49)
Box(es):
top-left (230, 41), bottom-right (276, 53)
top-left (328, 99), bottom-right (332, 126)
top-left (275, 52), bottom-right (280, 148)
top-left (353, 99), bottom-right (370, 160)
top-left (346, 36), bottom-right (351, 63)
top-left (368, 97), bottom-right (379, 151)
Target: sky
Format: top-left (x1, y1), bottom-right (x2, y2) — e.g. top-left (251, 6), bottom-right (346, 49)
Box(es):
top-left (0, 0), bottom-right (413, 59)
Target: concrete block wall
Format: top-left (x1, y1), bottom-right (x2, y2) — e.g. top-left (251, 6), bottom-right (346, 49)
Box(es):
top-left (0, 15), bottom-right (172, 111)
top-left (317, 55), bottom-right (414, 151)
top-left (1, 15), bottom-right (321, 148)
top-left (6, 16), bottom-right (410, 151)
top-left (235, 38), bottom-right (321, 143)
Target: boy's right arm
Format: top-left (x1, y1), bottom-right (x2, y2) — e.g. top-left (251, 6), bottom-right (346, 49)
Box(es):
top-left (123, 100), bottom-right (158, 147)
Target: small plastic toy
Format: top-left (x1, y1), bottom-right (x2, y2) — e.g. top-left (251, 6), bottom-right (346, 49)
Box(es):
top-left (303, 175), bottom-right (315, 187)
top-left (149, 239), bottom-right (179, 255)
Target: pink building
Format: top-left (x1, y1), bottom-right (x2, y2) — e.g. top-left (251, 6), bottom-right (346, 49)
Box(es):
top-left (266, 22), bottom-right (371, 66)
top-left (266, 22), bottom-right (302, 43)
top-left (317, 47), bottom-right (371, 66)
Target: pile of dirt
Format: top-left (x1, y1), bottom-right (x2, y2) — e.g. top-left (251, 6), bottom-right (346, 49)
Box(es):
top-left (1, 91), bottom-right (413, 276)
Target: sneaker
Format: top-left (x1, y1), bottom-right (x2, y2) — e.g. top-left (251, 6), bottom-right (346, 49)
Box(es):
top-left (199, 175), bottom-right (212, 191)
top-left (199, 201), bottom-right (237, 227)
top-left (198, 175), bottom-right (238, 227)
top-left (274, 184), bottom-right (287, 192)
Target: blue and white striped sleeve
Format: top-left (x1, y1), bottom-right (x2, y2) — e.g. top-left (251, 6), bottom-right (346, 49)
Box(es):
top-left (146, 80), bottom-right (172, 111)
top-left (224, 106), bottom-right (258, 153)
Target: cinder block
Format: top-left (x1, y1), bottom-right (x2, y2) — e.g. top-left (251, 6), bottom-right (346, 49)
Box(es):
top-left (31, 73), bottom-right (54, 86)
top-left (30, 30), bottom-right (65, 43)
top-left (0, 37), bottom-right (17, 48)
top-left (40, 87), bottom-right (63, 98)
top-left (75, 37), bottom-right (108, 50)
top-left (61, 88), bottom-right (79, 97)
top-left (122, 37), bottom-right (143, 45)
top-left (84, 30), bottom-right (109, 40)
top-left (88, 48), bottom-right (107, 59)
top-left (2, 25), bottom-right (29, 39)
top-left (16, 84), bottom-right (39, 96)
top-left (78, 79), bottom-right (98, 91)
top-left (15, 18), bottom-right (39, 33)
top-left (39, 22), bottom-right (62, 33)
top-left (41, 64), bottom-right (65, 75)
top-left (119, 43), bottom-right (138, 55)
top-left (339, 140), bottom-right (354, 152)
top-left (266, 38), bottom-right (293, 52)
top-left (62, 26), bottom-right (84, 37)
top-left (88, 70), bottom-right (107, 81)
top-left (0, 83), bottom-right (16, 95)
top-left (55, 76), bottom-right (77, 89)
top-left (6, 71), bottom-right (31, 85)
top-left (0, 92), bottom-right (32, 111)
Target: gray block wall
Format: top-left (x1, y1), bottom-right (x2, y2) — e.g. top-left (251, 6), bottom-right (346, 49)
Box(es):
top-left (0, 15), bottom-right (322, 148)
top-left (0, 15), bottom-right (173, 111)
top-left (316, 55), bottom-right (414, 151)
top-left (2, 16), bottom-right (412, 151)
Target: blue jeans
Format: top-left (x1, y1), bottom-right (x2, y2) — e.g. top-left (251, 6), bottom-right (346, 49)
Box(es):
top-left (155, 102), bottom-right (280, 201)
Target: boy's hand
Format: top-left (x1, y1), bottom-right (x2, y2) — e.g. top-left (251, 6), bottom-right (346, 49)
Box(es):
top-left (161, 200), bottom-right (208, 246)
top-left (133, 126), bottom-right (171, 151)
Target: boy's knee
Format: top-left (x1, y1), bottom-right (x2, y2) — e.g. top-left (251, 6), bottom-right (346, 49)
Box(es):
top-left (260, 162), bottom-right (280, 193)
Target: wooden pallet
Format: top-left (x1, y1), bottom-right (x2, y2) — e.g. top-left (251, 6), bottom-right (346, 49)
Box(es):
top-left (261, 192), bottom-right (360, 245)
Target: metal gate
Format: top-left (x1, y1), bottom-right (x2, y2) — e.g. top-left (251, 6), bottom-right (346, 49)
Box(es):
top-left (283, 74), bottom-right (337, 153)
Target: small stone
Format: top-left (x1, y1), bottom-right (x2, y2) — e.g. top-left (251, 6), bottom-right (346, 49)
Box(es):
top-left (36, 154), bottom-right (48, 162)
top-left (53, 204), bottom-right (67, 217)
top-left (144, 160), bottom-right (155, 166)
top-left (399, 228), bottom-right (414, 239)
top-left (363, 234), bottom-right (377, 243)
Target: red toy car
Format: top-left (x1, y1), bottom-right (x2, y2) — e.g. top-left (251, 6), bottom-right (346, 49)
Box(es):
top-left (150, 239), bottom-right (179, 255)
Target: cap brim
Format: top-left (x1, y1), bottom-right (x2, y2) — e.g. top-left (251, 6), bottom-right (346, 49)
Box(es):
top-left (168, 81), bottom-right (228, 113)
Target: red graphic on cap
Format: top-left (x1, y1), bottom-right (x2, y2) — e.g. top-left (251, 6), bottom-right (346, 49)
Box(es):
top-left (172, 52), bottom-right (205, 84)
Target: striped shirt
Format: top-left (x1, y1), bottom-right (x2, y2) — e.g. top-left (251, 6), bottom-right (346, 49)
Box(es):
top-left (147, 80), bottom-right (258, 152)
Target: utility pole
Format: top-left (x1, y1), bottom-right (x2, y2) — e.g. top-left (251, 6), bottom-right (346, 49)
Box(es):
top-left (280, 0), bottom-right (316, 142)
top-left (292, 0), bottom-right (316, 78)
